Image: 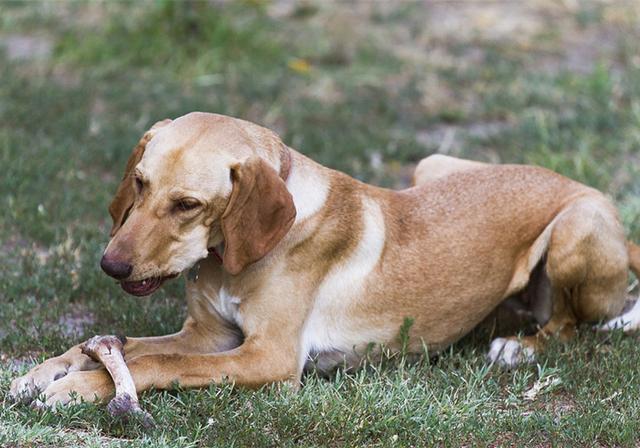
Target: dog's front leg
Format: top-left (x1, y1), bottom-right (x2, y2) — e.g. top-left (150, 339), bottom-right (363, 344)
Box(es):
top-left (39, 334), bottom-right (301, 406)
top-left (39, 286), bottom-right (309, 406)
top-left (123, 343), bottom-right (300, 398)
top-left (131, 333), bottom-right (301, 391)
top-left (123, 315), bottom-right (241, 361)
top-left (8, 314), bottom-right (239, 403)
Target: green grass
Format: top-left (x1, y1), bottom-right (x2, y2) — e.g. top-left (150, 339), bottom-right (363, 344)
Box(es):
top-left (1, 1), bottom-right (640, 446)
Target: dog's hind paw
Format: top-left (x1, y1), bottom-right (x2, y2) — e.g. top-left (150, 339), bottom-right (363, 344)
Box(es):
top-left (487, 337), bottom-right (535, 368)
top-left (598, 299), bottom-right (640, 332)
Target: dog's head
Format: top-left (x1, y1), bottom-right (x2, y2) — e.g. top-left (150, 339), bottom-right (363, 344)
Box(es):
top-left (101, 112), bottom-right (296, 296)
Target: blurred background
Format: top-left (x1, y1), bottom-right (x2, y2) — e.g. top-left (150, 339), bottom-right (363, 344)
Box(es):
top-left (2, 0), bottom-right (640, 381)
top-left (2, 2), bottom-right (640, 445)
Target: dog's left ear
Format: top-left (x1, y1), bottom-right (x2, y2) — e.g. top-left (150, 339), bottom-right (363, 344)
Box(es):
top-left (108, 119), bottom-right (172, 236)
top-left (221, 156), bottom-right (296, 275)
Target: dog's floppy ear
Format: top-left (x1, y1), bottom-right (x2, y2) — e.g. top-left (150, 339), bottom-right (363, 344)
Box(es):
top-left (108, 119), bottom-right (171, 236)
top-left (221, 156), bottom-right (296, 275)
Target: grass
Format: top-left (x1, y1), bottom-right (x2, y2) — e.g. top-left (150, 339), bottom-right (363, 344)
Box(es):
top-left (1, 1), bottom-right (640, 446)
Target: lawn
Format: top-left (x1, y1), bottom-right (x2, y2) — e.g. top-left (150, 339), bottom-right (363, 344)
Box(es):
top-left (1, 1), bottom-right (640, 446)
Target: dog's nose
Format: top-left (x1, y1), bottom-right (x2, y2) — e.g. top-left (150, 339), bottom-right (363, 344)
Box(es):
top-left (100, 254), bottom-right (133, 279)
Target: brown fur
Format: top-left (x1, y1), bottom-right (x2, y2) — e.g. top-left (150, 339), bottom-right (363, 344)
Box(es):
top-left (108, 119), bottom-right (172, 236)
top-left (10, 113), bottom-right (637, 406)
top-left (628, 241), bottom-right (640, 278)
top-left (221, 156), bottom-right (296, 275)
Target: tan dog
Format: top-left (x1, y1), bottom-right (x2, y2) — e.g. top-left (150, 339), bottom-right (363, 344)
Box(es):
top-left (10, 112), bottom-right (640, 406)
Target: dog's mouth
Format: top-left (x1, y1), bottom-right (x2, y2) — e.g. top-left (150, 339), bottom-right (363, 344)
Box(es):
top-left (120, 274), bottom-right (178, 296)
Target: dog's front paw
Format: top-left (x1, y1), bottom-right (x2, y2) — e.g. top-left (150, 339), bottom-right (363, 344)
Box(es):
top-left (35, 370), bottom-right (114, 408)
top-left (487, 337), bottom-right (535, 368)
top-left (10, 358), bottom-right (72, 403)
top-left (10, 346), bottom-right (101, 404)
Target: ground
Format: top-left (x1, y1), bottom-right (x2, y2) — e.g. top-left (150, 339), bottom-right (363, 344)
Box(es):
top-left (1, 1), bottom-right (640, 446)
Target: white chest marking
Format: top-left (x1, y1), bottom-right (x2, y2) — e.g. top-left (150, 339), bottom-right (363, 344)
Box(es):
top-left (299, 196), bottom-right (386, 367)
top-left (210, 287), bottom-right (243, 326)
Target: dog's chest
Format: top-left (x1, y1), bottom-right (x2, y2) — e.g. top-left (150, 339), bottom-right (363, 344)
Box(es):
top-left (203, 286), bottom-right (243, 326)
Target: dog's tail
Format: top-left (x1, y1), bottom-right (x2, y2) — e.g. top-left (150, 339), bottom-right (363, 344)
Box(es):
top-left (598, 240), bottom-right (640, 332)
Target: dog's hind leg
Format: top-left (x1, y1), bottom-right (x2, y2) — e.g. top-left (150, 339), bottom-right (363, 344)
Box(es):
top-left (488, 286), bottom-right (574, 368)
top-left (488, 196), bottom-right (629, 368)
top-left (599, 241), bottom-right (640, 331)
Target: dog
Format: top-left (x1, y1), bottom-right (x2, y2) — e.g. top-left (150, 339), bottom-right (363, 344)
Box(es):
top-left (10, 112), bottom-right (640, 406)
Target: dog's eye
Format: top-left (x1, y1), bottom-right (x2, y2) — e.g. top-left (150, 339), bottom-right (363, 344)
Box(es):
top-left (135, 177), bottom-right (143, 193)
top-left (175, 198), bottom-right (201, 212)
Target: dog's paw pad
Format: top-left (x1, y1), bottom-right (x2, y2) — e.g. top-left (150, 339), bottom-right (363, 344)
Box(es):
top-left (487, 337), bottom-right (534, 368)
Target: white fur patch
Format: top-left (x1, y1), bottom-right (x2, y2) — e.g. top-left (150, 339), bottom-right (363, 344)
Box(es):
top-left (299, 196), bottom-right (386, 368)
top-left (599, 298), bottom-right (640, 332)
top-left (487, 337), bottom-right (535, 368)
top-left (287, 162), bottom-right (329, 222)
top-left (202, 286), bottom-right (243, 327)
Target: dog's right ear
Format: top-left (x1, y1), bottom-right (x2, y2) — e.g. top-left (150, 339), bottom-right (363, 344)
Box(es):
top-left (108, 119), bottom-right (171, 236)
